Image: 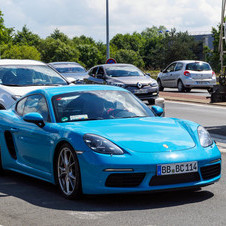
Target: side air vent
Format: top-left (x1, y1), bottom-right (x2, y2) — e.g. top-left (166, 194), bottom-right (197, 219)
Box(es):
top-left (4, 131), bottom-right (17, 160)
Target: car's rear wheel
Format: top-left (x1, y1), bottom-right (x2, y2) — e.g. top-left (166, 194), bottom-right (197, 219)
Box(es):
top-left (177, 80), bottom-right (185, 92)
top-left (56, 143), bottom-right (82, 199)
top-left (185, 88), bottom-right (191, 92)
top-left (157, 79), bottom-right (164, 91)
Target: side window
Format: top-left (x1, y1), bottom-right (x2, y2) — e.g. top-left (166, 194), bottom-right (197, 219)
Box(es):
top-left (16, 97), bottom-right (27, 115)
top-left (89, 67), bottom-right (98, 76)
top-left (97, 67), bottom-right (104, 75)
top-left (23, 95), bottom-right (50, 122)
top-left (175, 63), bottom-right (183, 71)
top-left (166, 63), bottom-right (176, 73)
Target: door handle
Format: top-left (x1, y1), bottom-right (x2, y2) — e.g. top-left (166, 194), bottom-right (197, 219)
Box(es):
top-left (10, 128), bottom-right (19, 133)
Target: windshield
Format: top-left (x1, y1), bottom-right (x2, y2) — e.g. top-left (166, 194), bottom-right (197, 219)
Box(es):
top-left (52, 90), bottom-right (154, 122)
top-left (105, 65), bottom-right (144, 77)
top-left (185, 62), bottom-right (211, 71)
top-left (55, 66), bottom-right (86, 74)
top-left (0, 65), bottom-right (68, 86)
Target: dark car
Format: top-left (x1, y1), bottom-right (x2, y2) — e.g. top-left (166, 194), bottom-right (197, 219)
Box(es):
top-left (48, 62), bottom-right (88, 83)
top-left (87, 64), bottom-right (159, 104)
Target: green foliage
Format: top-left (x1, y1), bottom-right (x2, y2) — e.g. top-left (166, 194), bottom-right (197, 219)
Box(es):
top-left (50, 29), bottom-right (71, 44)
top-left (13, 25), bottom-right (41, 47)
top-left (115, 49), bottom-right (144, 68)
top-left (40, 37), bottom-right (79, 63)
top-left (1, 44), bottom-right (41, 60)
top-left (77, 44), bottom-right (102, 69)
top-left (0, 10), bottom-right (13, 45)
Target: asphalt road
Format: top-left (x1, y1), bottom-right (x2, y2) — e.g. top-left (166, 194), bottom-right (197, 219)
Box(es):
top-left (165, 101), bottom-right (226, 138)
top-left (163, 88), bottom-right (210, 97)
top-left (0, 154), bottom-right (225, 226)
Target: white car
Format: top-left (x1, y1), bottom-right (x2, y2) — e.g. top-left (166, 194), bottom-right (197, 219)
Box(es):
top-left (157, 60), bottom-right (216, 92)
top-left (0, 59), bottom-right (69, 109)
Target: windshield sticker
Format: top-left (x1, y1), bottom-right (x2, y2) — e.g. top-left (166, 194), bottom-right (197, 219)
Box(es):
top-left (61, 117), bottom-right (69, 122)
top-left (70, 115), bottom-right (88, 121)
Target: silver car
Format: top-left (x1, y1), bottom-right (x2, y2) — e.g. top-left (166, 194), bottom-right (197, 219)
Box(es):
top-left (0, 59), bottom-right (69, 109)
top-left (157, 60), bottom-right (216, 92)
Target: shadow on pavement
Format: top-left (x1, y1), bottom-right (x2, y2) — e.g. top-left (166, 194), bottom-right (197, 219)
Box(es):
top-left (0, 171), bottom-right (214, 212)
top-left (206, 125), bottom-right (226, 137)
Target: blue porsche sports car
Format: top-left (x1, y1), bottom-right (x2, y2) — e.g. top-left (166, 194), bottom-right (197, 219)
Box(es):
top-left (0, 85), bottom-right (221, 199)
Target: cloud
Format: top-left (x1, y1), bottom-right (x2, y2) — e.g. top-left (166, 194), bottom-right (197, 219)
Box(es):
top-left (0, 0), bottom-right (222, 41)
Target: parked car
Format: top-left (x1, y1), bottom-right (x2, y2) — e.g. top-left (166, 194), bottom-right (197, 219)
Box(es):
top-left (87, 63), bottom-right (159, 105)
top-left (157, 60), bottom-right (216, 92)
top-left (0, 59), bottom-right (70, 109)
top-left (0, 85), bottom-right (221, 199)
top-left (48, 62), bottom-right (88, 83)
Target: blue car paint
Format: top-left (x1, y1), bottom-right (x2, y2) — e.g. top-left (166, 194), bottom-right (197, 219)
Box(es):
top-left (0, 85), bottom-right (221, 194)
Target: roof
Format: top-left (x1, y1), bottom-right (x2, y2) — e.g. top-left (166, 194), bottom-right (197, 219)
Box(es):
top-left (28, 84), bottom-right (127, 98)
top-left (92, 63), bottom-right (135, 68)
top-left (173, 60), bottom-right (210, 64)
top-left (48, 62), bottom-right (81, 66)
top-left (0, 59), bottom-right (46, 66)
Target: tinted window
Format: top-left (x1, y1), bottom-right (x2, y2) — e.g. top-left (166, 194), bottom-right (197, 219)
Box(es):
top-left (23, 95), bottom-right (50, 122)
top-left (185, 62), bottom-right (211, 71)
top-left (165, 63), bottom-right (176, 73)
top-left (52, 90), bottom-right (154, 123)
top-left (89, 67), bottom-right (98, 76)
top-left (105, 65), bottom-right (144, 77)
top-left (175, 63), bottom-right (183, 71)
top-left (0, 65), bottom-right (67, 86)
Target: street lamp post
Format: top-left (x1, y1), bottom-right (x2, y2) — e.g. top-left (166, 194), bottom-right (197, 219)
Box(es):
top-left (106, 0), bottom-right (110, 59)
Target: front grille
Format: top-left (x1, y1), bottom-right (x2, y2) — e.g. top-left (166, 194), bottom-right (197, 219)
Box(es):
top-left (149, 172), bottom-right (200, 186)
top-left (200, 164), bottom-right (221, 180)
top-left (105, 173), bottom-right (145, 187)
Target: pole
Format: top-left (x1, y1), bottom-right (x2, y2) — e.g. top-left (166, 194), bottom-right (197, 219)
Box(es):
top-left (106, 0), bottom-right (110, 59)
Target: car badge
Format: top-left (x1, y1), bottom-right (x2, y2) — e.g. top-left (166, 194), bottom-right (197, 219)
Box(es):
top-left (137, 82), bottom-right (143, 89)
top-left (163, 144), bottom-right (168, 149)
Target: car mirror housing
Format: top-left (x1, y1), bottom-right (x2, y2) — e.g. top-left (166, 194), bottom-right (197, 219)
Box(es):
top-left (23, 112), bottom-right (45, 128)
top-left (151, 106), bottom-right (164, 117)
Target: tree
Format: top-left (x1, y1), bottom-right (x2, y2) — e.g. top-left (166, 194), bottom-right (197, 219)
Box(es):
top-left (40, 37), bottom-right (79, 63)
top-left (1, 45), bottom-right (41, 60)
top-left (115, 49), bottom-right (144, 68)
top-left (13, 25), bottom-right (41, 47)
top-left (50, 29), bottom-right (71, 44)
top-left (0, 10), bottom-right (13, 45)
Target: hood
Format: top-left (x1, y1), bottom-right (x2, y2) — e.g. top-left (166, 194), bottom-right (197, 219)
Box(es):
top-left (107, 75), bottom-right (155, 85)
top-left (66, 117), bottom-right (196, 153)
top-left (1, 85), bottom-right (53, 97)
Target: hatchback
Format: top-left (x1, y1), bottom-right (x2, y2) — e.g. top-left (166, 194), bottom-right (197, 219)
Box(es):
top-left (157, 60), bottom-right (216, 92)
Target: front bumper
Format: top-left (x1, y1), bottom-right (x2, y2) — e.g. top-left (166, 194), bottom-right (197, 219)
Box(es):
top-left (126, 86), bottom-right (159, 100)
top-left (78, 143), bottom-right (221, 194)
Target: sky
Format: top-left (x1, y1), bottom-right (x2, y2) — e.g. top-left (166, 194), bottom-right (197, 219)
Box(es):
top-left (0, 0), bottom-right (222, 42)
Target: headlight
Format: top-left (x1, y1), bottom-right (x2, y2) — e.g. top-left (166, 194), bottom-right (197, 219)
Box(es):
top-left (83, 134), bottom-right (124, 155)
top-left (150, 82), bottom-right (158, 87)
top-left (198, 126), bottom-right (213, 147)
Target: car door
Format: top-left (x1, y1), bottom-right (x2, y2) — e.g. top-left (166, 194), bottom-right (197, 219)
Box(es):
top-left (12, 94), bottom-right (54, 175)
top-left (171, 62), bottom-right (183, 87)
top-left (161, 63), bottom-right (176, 87)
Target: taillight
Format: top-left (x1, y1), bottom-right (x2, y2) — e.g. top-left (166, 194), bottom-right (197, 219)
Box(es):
top-left (212, 71), bottom-right (216, 78)
top-left (184, 70), bottom-right (190, 76)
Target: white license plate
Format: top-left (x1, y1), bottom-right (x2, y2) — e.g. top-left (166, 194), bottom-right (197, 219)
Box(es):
top-left (196, 81), bottom-right (209, 85)
top-left (134, 89), bottom-right (148, 94)
top-left (157, 161), bottom-right (198, 176)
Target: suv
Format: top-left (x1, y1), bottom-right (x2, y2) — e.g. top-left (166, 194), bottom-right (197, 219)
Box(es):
top-left (87, 63), bottom-right (159, 105)
top-left (157, 60), bottom-right (216, 92)
top-left (0, 59), bottom-right (69, 109)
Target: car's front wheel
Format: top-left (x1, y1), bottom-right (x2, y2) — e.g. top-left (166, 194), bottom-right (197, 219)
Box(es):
top-left (55, 143), bottom-right (82, 199)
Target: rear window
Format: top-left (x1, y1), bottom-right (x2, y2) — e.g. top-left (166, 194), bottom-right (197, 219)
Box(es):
top-left (185, 62), bottom-right (211, 71)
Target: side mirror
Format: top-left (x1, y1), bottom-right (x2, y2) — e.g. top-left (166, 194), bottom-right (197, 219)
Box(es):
top-left (23, 112), bottom-right (45, 128)
top-left (151, 106), bottom-right (164, 117)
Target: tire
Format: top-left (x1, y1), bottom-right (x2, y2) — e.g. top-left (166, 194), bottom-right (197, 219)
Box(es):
top-left (148, 99), bottom-right (155, 105)
top-left (157, 79), bottom-right (164, 91)
top-left (185, 88), bottom-right (191, 92)
top-left (207, 88), bottom-right (213, 94)
top-left (177, 80), bottom-right (185, 92)
top-left (55, 143), bottom-right (82, 199)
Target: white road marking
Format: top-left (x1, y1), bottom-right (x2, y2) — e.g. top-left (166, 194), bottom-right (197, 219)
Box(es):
top-left (67, 211), bottom-right (111, 220)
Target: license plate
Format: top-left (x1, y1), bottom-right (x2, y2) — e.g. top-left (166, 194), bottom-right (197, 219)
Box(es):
top-left (134, 89), bottom-right (148, 94)
top-left (157, 161), bottom-right (198, 176)
top-left (196, 81), bottom-right (209, 85)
